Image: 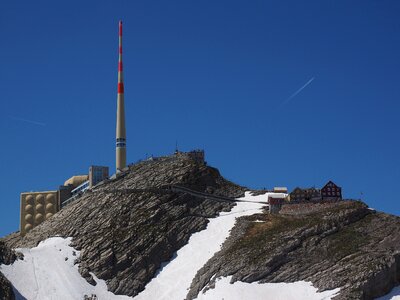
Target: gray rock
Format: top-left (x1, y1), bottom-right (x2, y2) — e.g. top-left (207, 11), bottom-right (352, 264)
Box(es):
top-left (187, 201), bottom-right (400, 300)
top-left (2, 154), bottom-right (399, 300)
top-left (2, 154), bottom-right (244, 297)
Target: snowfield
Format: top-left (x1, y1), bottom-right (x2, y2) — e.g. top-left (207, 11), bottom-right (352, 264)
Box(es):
top-left (0, 237), bottom-right (132, 300)
top-left (11, 192), bottom-right (400, 299)
top-left (197, 276), bottom-right (341, 300)
top-left (133, 192), bottom-right (276, 300)
top-left (133, 192), bottom-right (340, 300)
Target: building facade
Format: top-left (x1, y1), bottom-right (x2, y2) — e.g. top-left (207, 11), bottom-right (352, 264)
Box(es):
top-left (268, 196), bottom-right (285, 214)
top-left (89, 165), bottom-right (109, 188)
top-left (20, 191), bottom-right (59, 236)
top-left (61, 165), bottom-right (109, 207)
top-left (290, 181), bottom-right (342, 202)
top-left (20, 165), bottom-right (109, 236)
top-left (290, 187), bottom-right (321, 202)
top-left (321, 181), bottom-right (342, 200)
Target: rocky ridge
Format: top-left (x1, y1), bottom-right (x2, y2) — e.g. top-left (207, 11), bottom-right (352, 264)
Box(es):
top-left (1, 154), bottom-right (400, 300)
top-left (187, 200), bottom-right (400, 300)
top-left (2, 154), bottom-right (245, 297)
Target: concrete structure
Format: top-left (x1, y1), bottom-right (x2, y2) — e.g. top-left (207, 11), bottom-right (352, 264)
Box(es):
top-left (20, 191), bottom-right (59, 236)
top-left (64, 175), bottom-right (88, 188)
top-left (116, 20), bottom-right (127, 172)
top-left (59, 185), bottom-right (73, 205)
top-left (61, 165), bottom-right (109, 207)
top-left (21, 165), bottom-right (109, 235)
top-left (89, 165), bottom-right (109, 188)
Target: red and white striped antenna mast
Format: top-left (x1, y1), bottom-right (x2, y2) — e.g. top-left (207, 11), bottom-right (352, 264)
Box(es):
top-left (116, 20), bottom-right (127, 172)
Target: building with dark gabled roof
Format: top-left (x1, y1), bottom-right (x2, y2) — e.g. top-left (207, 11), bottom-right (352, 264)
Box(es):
top-left (321, 180), bottom-right (342, 200)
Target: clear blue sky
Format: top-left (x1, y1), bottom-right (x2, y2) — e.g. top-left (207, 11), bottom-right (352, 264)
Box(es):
top-left (1, 0), bottom-right (399, 237)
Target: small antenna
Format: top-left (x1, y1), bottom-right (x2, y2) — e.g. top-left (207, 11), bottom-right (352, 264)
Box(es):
top-left (175, 140), bottom-right (179, 154)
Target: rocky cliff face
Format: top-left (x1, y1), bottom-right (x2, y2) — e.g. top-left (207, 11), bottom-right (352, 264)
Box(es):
top-left (2, 154), bottom-right (400, 300)
top-left (188, 200), bottom-right (400, 300)
top-left (3, 154), bottom-right (245, 297)
top-left (0, 241), bottom-right (16, 300)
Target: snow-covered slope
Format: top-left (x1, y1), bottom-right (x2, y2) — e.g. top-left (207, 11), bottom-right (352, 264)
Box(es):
top-left (133, 192), bottom-right (341, 300)
top-left (2, 192), bottom-right (398, 300)
top-left (134, 191), bottom-right (274, 299)
top-left (197, 276), bottom-right (340, 300)
top-left (1, 237), bottom-right (131, 300)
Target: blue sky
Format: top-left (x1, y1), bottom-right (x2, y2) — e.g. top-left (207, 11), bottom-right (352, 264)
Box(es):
top-left (1, 0), bottom-right (399, 237)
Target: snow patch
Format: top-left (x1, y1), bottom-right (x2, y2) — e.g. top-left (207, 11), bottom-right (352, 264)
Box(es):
top-left (0, 237), bottom-right (132, 300)
top-left (197, 276), bottom-right (341, 300)
top-left (133, 191), bottom-right (269, 300)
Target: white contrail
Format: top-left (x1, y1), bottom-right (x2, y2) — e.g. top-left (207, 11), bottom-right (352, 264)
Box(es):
top-left (10, 116), bottom-right (46, 126)
top-left (283, 77), bottom-right (315, 105)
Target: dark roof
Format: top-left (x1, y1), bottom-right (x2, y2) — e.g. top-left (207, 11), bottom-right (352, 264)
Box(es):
top-left (322, 180), bottom-right (340, 189)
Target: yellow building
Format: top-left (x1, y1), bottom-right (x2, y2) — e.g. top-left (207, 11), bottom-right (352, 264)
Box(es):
top-left (20, 166), bottom-right (109, 236)
top-left (20, 191), bottom-right (59, 236)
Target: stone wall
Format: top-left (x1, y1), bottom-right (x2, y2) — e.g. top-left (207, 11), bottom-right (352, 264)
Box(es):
top-left (280, 201), bottom-right (344, 216)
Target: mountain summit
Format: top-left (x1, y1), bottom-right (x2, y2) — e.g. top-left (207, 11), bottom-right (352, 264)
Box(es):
top-left (1, 153), bottom-right (399, 299)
